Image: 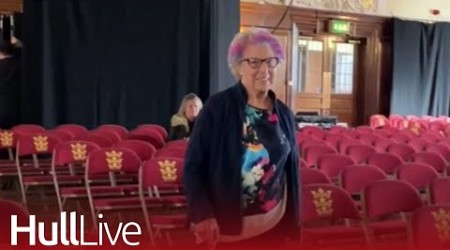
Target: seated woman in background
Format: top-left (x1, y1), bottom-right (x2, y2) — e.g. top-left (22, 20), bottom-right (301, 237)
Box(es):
top-left (170, 93), bottom-right (203, 140)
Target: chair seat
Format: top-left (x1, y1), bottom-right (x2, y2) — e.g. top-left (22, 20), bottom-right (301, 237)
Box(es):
top-left (93, 196), bottom-right (162, 211)
top-left (162, 195), bottom-right (186, 206)
top-left (368, 220), bottom-right (406, 235)
top-left (149, 214), bottom-right (188, 229)
top-left (303, 225), bottom-right (366, 240)
top-left (24, 175), bottom-right (83, 185)
top-left (61, 186), bottom-right (125, 198)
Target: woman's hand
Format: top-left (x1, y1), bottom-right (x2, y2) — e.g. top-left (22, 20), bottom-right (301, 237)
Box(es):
top-left (193, 218), bottom-right (219, 250)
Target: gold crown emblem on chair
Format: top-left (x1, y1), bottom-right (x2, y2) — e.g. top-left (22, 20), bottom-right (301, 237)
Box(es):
top-left (70, 143), bottom-right (88, 161)
top-left (0, 131), bottom-right (13, 147)
top-left (432, 208), bottom-right (450, 242)
top-left (33, 135), bottom-right (48, 152)
top-left (158, 160), bottom-right (177, 182)
top-left (106, 150), bottom-right (123, 171)
top-left (311, 188), bottom-right (333, 216)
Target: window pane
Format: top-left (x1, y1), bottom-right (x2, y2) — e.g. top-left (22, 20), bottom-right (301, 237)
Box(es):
top-left (332, 43), bottom-right (354, 94)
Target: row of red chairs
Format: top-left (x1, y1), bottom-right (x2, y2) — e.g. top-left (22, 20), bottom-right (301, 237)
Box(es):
top-left (301, 181), bottom-right (449, 249)
top-left (371, 114), bottom-right (450, 135)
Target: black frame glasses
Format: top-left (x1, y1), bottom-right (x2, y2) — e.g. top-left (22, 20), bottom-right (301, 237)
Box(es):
top-left (239, 57), bottom-right (280, 69)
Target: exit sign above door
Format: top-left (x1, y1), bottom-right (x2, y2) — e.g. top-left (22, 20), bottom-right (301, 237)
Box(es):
top-left (329, 20), bottom-right (351, 35)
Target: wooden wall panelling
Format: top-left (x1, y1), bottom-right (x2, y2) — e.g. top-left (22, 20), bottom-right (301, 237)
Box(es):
top-left (0, 0), bottom-right (22, 13)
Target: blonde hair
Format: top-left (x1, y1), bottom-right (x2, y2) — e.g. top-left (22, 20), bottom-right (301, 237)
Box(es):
top-left (177, 93), bottom-right (203, 117)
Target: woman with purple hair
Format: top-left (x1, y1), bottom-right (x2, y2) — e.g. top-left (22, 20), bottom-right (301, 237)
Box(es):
top-left (184, 29), bottom-right (300, 250)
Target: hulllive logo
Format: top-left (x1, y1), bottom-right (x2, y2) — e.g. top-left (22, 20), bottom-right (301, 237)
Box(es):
top-left (10, 212), bottom-right (142, 246)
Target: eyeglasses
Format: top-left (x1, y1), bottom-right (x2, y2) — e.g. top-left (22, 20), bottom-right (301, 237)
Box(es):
top-left (239, 57), bottom-right (280, 69)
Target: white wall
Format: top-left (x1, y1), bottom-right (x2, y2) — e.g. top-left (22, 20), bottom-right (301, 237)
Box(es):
top-left (241, 0), bottom-right (450, 22)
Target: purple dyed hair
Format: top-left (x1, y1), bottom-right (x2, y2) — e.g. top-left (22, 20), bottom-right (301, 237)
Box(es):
top-left (227, 29), bottom-right (285, 79)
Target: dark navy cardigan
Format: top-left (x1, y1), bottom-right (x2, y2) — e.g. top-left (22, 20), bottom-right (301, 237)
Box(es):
top-left (183, 82), bottom-right (300, 238)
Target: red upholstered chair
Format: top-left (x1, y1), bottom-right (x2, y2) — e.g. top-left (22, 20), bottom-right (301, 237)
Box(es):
top-left (370, 114), bottom-right (389, 129)
top-left (409, 205), bottom-right (450, 250)
top-left (301, 126), bottom-right (324, 135)
top-left (299, 140), bottom-right (329, 155)
top-left (395, 163), bottom-right (439, 190)
top-left (407, 138), bottom-right (429, 153)
top-left (373, 137), bottom-right (396, 153)
top-left (128, 130), bottom-right (165, 149)
top-left (0, 199), bottom-right (29, 247)
top-left (52, 140), bottom-right (101, 212)
top-left (301, 184), bottom-right (370, 247)
top-left (419, 130), bottom-right (444, 143)
top-left (339, 165), bottom-right (387, 195)
top-left (116, 140), bottom-right (156, 161)
top-left (328, 126), bottom-right (348, 134)
top-left (390, 133), bottom-right (411, 144)
top-left (316, 154), bottom-right (355, 181)
top-left (366, 153), bottom-right (403, 175)
top-left (96, 124), bottom-right (129, 139)
top-left (303, 145), bottom-right (337, 168)
top-left (425, 143), bottom-right (450, 162)
top-left (155, 147), bottom-right (186, 159)
top-left (139, 157), bottom-right (187, 247)
top-left (362, 180), bottom-right (423, 241)
top-left (428, 178), bottom-right (450, 205)
top-left (324, 133), bottom-right (351, 150)
top-left (75, 133), bottom-right (113, 148)
top-left (301, 168), bottom-right (331, 186)
top-left (0, 130), bottom-right (20, 161)
top-left (345, 144), bottom-right (376, 163)
top-left (11, 124), bottom-right (45, 135)
top-left (411, 152), bottom-right (448, 173)
top-left (337, 139), bottom-right (361, 155)
top-left (387, 144), bottom-right (415, 161)
top-left (15, 133), bottom-right (61, 205)
top-left (85, 148), bottom-right (142, 228)
top-left (46, 129), bottom-right (74, 142)
top-left (90, 129), bottom-right (122, 144)
top-left (135, 124), bottom-right (168, 142)
top-left (55, 124), bottom-right (88, 137)
top-left (357, 133), bottom-right (380, 146)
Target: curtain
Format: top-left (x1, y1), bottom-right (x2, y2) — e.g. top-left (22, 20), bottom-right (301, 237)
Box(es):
top-left (18, 0), bottom-right (238, 129)
top-left (391, 18), bottom-right (450, 116)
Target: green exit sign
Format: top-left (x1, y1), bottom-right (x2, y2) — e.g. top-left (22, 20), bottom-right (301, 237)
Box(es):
top-left (329, 20), bottom-right (351, 34)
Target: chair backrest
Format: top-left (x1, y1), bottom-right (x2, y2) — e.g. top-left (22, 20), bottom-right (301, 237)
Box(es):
top-left (370, 114), bottom-right (389, 128)
top-left (366, 152), bottom-right (403, 174)
top-left (362, 180), bottom-right (423, 219)
top-left (373, 137), bottom-right (396, 153)
top-left (337, 139), bottom-right (361, 154)
top-left (357, 133), bottom-right (379, 146)
top-left (303, 145), bottom-right (336, 167)
top-left (75, 134), bottom-right (113, 148)
top-left (12, 124), bottom-right (45, 135)
top-left (387, 143), bottom-right (415, 161)
top-left (86, 147), bottom-right (142, 176)
top-left (301, 184), bottom-right (361, 223)
top-left (323, 133), bottom-right (350, 150)
top-left (115, 140), bottom-right (156, 161)
top-left (140, 157), bottom-right (184, 193)
top-left (165, 139), bottom-right (189, 149)
top-left (46, 129), bottom-right (74, 142)
top-left (96, 124), bottom-right (129, 139)
top-left (345, 144), bottom-right (376, 163)
top-left (419, 130), bottom-right (444, 143)
top-left (411, 152), bottom-right (447, 173)
top-left (390, 133), bottom-right (412, 144)
top-left (300, 126), bottom-right (324, 135)
top-left (316, 154), bottom-right (355, 179)
top-left (428, 178), bottom-right (450, 205)
top-left (301, 168), bottom-right (331, 186)
top-left (328, 126), bottom-right (348, 134)
top-left (339, 165), bottom-right (387, 194)
top-left (135, 124), bottom-right (168, 141)
top-left (355, 125), bottom-right (373, 134)
top-left (90, 129), bottom-right (121, 144)
top-left (410, 205), bottom-right (450, 249)
top-left (155, 147), bottom-right (186, 159)
top-left (55, 124), bottom-right (88, 137)
top-left (52, 140), bottom-right (101, 166)
top-left (396, 163), bottom-right (439, 190)
top-left (407, 138), bottom-right (429, 152)
top-left (128, 130), bottom-right (165, 149)
top-left (0, 199), bottom-right (29, 246)
top-left (425, 143), bottom-right (450, 162)
top-left (16, 133), bottom-right (61, 157)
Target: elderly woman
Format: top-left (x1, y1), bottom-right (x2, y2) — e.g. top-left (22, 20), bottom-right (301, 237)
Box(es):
top-left (170, 93), bottom-right (203, 140)
top-left (184, 29), bottom-right (300, 250)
